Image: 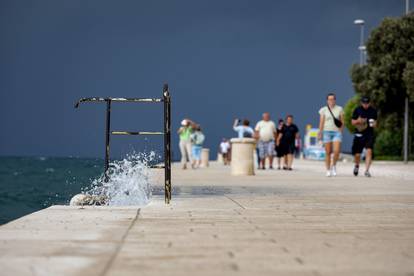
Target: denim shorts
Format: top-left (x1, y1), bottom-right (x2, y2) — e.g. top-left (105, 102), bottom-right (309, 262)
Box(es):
top-left (323, 131), bottom-right (342, 143)
top-left (192, 145), bottom-right (202, 161)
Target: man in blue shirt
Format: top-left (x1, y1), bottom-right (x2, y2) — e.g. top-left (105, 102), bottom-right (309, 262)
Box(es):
top-left (233, 118), bottom-right (254, 138)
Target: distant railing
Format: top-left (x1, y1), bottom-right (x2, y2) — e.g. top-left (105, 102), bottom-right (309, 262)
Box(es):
top-left (74, 84), bottom-right (172, 204)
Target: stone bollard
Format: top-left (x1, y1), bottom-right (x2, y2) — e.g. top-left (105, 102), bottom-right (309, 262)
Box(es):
top-left (201, 148), bottom-right (210, 167)
top-left (230, 138), bottom-right (256, 175)
top-left (217, 152), bottom-right (223, 163)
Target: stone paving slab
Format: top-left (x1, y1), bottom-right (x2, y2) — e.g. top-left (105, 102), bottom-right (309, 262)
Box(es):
top-left (0, 160), bottom-right (414, 275)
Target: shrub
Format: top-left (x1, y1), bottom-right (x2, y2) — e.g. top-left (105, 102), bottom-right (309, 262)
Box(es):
top-left (343, 95), bottom-right (360, 134)
top-left (374, 129), bottom-right (403, 157)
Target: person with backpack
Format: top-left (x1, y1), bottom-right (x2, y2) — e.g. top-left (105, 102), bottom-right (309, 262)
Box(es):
top-left (190, 125), bottom-right (205, 169)
top-left (318, 93), bottom-right (344, 177)
top-left (233, 118), bottom-right (254, 138)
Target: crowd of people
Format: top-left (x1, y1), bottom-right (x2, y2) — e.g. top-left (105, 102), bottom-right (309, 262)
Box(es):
top-left (216, 113), bottom-right (301, 170)
top-left (179, 92), bottom-right (378, 177)
top-left (252, 113), bottom-right (300, 170)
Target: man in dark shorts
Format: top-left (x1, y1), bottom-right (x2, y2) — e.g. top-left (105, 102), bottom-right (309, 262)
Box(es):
top-left (351, 96), bottom-right (377, 177)
top-left (278, 115), bottom-right (299, 170)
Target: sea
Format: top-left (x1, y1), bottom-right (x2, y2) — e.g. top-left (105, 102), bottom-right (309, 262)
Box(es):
top-left (0, 154), bottom-right (158, 225)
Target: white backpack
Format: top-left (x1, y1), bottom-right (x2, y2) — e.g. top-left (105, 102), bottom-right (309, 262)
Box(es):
top-left (193, 132), bottom-right (205, 145)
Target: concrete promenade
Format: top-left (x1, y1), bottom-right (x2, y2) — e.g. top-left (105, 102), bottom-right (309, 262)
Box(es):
top-left (0, 160), bottom-right (414, 275)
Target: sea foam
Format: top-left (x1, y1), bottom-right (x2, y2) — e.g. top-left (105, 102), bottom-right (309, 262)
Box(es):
top-left (85, 152), bottom-right (156, 206)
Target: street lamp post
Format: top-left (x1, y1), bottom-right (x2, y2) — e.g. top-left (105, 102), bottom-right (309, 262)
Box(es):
top-left (358, 45), bottom-right (367, 65)
top-left (354, 19), bottom-right (365, 66)
top-left (404, 0), bottom-right (410, 163)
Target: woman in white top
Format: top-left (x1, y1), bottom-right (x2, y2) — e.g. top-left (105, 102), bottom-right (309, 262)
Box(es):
top-left (318, 93), bottom-right (344, 177)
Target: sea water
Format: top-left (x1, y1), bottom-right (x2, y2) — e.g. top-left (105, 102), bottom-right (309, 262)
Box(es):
top-left (0, 152), bottom-right (159, 225)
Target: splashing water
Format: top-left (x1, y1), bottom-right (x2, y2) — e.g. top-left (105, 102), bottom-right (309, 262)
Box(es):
top-left (85, 151), bottom-right (157, 206)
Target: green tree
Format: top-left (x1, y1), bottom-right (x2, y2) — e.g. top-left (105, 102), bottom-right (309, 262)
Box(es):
top-left (343, 95), bottom-right (360, 133)
top-left (403, 61), bottom-right (414, 101)
top-left (350, 13), bottom-right (414, 158)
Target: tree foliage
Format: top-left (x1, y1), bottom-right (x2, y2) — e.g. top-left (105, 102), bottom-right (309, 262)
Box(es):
top-left (349, 13), bottom-right (414, 157)
top-left (403, 61), bottom-right (414, 101)
top-left (344, 95), bottom-right (360, 133)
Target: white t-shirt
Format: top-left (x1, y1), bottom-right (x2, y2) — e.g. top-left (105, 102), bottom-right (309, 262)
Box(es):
top-left (220, 142), bottom-right (230, 154)
top-left (254, 120), bottom-right (276, 142)
top-left (319, 105), bottom-right (344, 131)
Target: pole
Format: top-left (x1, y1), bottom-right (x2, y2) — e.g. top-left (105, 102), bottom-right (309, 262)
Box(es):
top-left (364, 48), bottom-right (367, 65)
top-left (104, 100), bottom-right (112, 180)
top-left (404, 98), bottom-right (409, 163)
top-left (404, 0), bottom-right (410, 163)
top-left (360, 24), bottom-right (364, 66)
top-left (163, 84), bottom-right (172, 203)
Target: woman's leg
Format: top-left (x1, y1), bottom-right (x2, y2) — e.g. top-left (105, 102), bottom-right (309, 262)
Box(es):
top-left (179, 140), bottom-right (187, 169)
top-left (325, 142), bottom-right (332, 170)
top-left (332, 141), bottom-right (341, 166)
top-left (191, 146), bottom-right (197, 168)
top-left (197, 146), bottom-right (202, 167)
top-left (192, 146), bottom-right (199, 168)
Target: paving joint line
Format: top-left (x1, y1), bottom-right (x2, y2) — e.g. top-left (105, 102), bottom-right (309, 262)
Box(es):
top-left (100, 208), bottom-right (141, 276)
top-left (224, 195), bottom-right (246, 209)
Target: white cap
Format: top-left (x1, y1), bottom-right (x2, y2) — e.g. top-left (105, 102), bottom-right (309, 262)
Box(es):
top-left (181, 119), bottom-right (188, 126)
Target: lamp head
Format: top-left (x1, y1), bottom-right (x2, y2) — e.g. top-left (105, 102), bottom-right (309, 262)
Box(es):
top-left (354, 19), bottom-right (365, 25)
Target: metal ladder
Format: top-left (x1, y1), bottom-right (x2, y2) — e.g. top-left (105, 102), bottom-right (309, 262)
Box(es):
top-left (74, 84), bottom-right (172, 203)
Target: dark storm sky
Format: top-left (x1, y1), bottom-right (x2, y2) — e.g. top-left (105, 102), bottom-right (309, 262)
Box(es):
top-left (0, 1), bottom-right (405, 159)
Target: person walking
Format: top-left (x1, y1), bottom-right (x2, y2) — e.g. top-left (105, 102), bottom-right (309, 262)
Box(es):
top-left (318, 93), bottom-right (344, 177)
top-left (278, 115), bottom-right (299, 170)
top-left (219, 138), bottom-right (231, 165)
top-left (190, 125), bottom-right (205, 169)
top-left (233, 118), bottom-right (254, 138)
top-left (351, 96), bottom-right (377, 177)
top-left (178, 119), bottom-right (194, 170)
top-left (275, 119), bottom-right (285, 170)
top-left (254, 112), bottom-right (277, 170)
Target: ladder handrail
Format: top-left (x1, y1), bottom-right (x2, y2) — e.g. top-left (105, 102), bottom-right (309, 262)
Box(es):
top-left (74, 84), bottom-right (172, 204)
top-left (74, 97), bottom-right (163, 108)
top-left (111, 131), bottom-right (164, 135)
